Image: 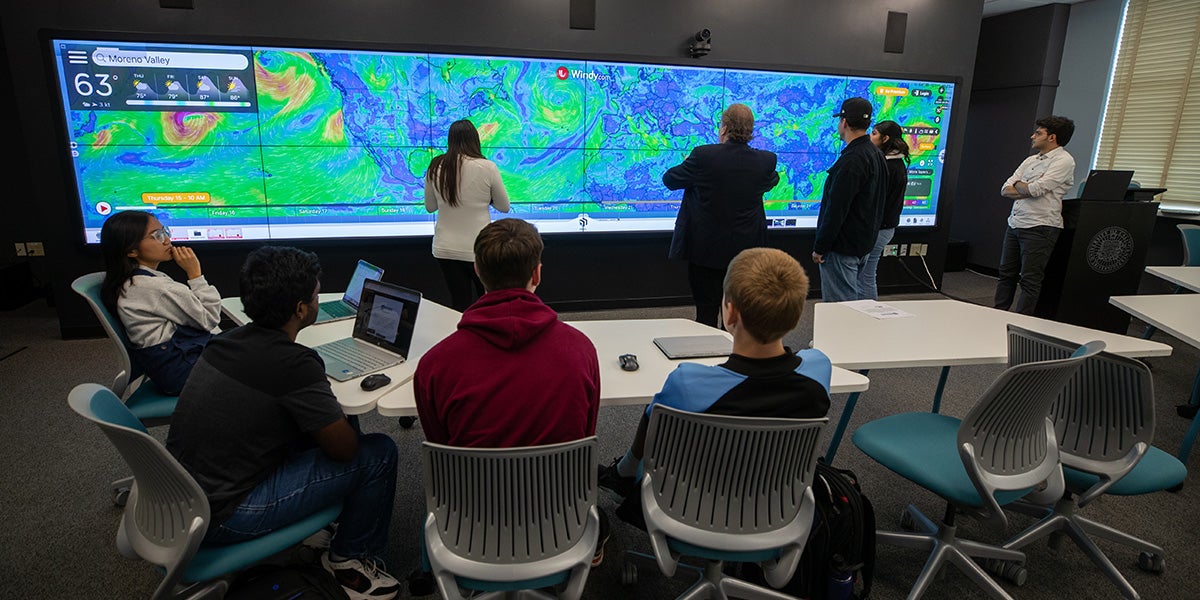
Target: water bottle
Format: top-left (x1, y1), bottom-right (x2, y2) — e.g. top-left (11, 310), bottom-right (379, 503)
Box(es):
top-left (827, 569), bottom-right (854, 600)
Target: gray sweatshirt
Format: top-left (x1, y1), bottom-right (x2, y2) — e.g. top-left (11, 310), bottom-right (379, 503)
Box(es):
top-left (117, 267), bottom-right (222, 348)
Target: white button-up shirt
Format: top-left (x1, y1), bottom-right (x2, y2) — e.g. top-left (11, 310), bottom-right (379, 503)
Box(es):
top-left (1002, 146), bottom-right (1075, 229)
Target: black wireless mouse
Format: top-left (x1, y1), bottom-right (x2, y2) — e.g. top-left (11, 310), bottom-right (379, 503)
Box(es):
top-left (360, 373), bottom-right (392, 391)
top-left (619, 353), bottom-right (639, 372)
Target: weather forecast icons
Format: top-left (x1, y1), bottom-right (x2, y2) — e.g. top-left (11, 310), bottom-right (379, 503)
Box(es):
top-left (57, 42), bottom-right (258, 113)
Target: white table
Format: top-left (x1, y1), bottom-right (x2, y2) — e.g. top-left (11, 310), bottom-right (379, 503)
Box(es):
top-left (813, 299), bottom-right (1174, 462)
top-left (1110, 293), bottom-right (1200, 461)
top-left (1146, 266), bottom-right (1200, 293)
top-left (376, 318), bottom-right (871, 417)
top-left (221, 294), bottom-right (462, 415)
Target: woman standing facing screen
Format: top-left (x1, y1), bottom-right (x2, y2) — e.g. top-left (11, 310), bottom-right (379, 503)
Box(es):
top-left (860, 120), bottom-right (910, 300)
top-left (425, 119), bottom-right (511, 312)
top-left (100, 211), bottom-right (222, 394)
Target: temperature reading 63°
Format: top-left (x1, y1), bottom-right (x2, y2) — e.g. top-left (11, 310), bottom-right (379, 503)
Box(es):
top-left (74, 73), bottom-right (116, 97)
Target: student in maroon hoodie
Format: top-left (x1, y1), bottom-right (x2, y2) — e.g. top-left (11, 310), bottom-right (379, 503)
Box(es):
top-left (414, 217), bottom-right (600, 448)
top-left (412, 218), bottom-right (607, 573)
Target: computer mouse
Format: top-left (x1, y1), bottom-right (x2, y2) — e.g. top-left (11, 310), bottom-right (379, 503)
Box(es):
top-left (360, 373), bottom-right (392, 391)
top-left (619, 354), bottom-right (639, 372)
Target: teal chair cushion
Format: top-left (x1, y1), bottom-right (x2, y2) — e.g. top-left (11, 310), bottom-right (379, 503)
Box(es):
top-left (853, 413), bottom-right (1032, 508)
top-left (182, 503), bottom-right (342, 582)
top-left (458, 571), bottom-right (570, 592)
top-left (667, 538), bottom-right (783, 563)
top-left (125, 383), bottom-right (178, 422)
top-left (1064, 446), bottom-right (1187, 496)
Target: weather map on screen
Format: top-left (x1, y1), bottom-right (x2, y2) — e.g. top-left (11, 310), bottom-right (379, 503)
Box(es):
top-left (49, 38), bottom-right (955, 244)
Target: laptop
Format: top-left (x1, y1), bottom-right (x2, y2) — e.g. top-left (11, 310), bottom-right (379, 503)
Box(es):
top-left (313, 280), bottom-right (422, 382)
top-left (653, 335), bottom-right (733, 359)
top-left (1077, 170), bottom-right (1135, 201)
top-left (316, 260), bottom-right (385, 323)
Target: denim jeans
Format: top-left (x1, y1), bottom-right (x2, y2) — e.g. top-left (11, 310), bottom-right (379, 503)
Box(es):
top-left (205, 432), bottom-right (398, 560)
top-left (993, 225), bottom-right (1061, 315)
top-left (820, 251), bottom-right (868, 302)
top-left (857, 228), bottom-right (895, 301)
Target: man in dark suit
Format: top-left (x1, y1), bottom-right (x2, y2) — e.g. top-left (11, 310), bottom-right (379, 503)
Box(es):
top-left (663, 103), bottom-right (781, 327)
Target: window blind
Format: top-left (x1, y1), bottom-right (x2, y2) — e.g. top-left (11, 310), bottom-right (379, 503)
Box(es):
top-left (1095, 0), bottom-right (1200, 211)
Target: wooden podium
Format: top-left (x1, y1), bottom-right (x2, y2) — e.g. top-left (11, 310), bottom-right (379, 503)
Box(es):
top-left (1035, 199), bottom-right (1160, 333)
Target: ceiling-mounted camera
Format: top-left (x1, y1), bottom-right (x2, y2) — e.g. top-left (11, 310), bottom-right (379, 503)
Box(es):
top-left (688, 29), bottom-right (712, 58)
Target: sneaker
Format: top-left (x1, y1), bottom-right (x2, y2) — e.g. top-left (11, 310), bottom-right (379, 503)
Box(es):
top-left (591, 508), bottom-right (612, 568)
top-left (301, 523), bottom-right (337, 551)
top-left (322, 552), bottom-right (401, 600)
top-left (597, 457), bottom-right (638, 498)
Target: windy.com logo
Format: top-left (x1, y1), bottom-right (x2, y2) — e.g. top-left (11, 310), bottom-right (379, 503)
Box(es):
top-left (555, 66), bottom-right (611, 81)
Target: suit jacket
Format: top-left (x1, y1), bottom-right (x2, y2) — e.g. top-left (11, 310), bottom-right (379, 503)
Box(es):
top-left (663, 142), bottom-right (780, 269)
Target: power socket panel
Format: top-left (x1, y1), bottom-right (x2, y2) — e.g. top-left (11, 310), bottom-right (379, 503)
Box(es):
top-left (25, 242), bottom-right (45, 256)
top-left (13, 243), bottom-right (26, 257)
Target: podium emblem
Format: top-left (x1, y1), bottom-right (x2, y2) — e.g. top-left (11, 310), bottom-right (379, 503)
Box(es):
top-left (1086, 226), bottom-right (1134, 274)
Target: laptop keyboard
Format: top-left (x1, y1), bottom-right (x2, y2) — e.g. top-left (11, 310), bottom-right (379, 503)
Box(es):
top-left (320, 301), bottom-right (355, 318)
top-left (316, 338), bottom-right (398, 373)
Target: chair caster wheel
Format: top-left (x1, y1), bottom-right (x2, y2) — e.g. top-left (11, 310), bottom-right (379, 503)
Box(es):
top-left (112, 487), bottom-right (130, 507)
top-left (621, 561), bottom-right (638, 585)
top-left (399, 417), bottom-right (417, 429)
top-left (899, 509), bottom-right (916, 532)
top-left (1138, 552), bottom-right (1165, 573)
top-left (982, 559), bottom-right (1027, 586)
top-left (407, 569), bottom-right (436, 595)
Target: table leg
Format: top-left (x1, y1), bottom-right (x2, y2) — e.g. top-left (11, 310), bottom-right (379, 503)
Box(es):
top-left (825, 369), bottom-right (868, 465)
top-left (931, 366), bottom-right (951, 414)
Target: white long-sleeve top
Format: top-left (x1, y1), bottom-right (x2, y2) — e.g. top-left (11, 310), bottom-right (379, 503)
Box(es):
top-left (117, 268), bottom-right (222, 348)
top-left (425, 157), bottom-right (510, 262)
top-left (1001, 146), bottom-right (1075, 229)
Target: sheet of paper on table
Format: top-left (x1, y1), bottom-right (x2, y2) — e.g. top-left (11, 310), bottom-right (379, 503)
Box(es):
top-left (840, 300), bottom-right (915, 320)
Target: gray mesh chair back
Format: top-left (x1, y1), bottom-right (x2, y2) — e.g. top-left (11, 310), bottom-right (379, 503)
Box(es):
top-left (1007, 324), bottom-right (1153, 505)
top-left (68, 383), bottom-right (210, 600)
top-left (641, 405), bottom-right (828, 590)
top-left (422, 437), bottom-right (600, 600)
top-left (957, 336), bottom-right (1105, 529)
top-left (72, 272), bottom-right (138, 396)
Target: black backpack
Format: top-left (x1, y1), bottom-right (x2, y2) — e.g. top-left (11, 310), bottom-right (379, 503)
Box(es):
top-left (733, 461), bottom-right (876, 599)
top-left (225, 564), bottom-right (350, 600)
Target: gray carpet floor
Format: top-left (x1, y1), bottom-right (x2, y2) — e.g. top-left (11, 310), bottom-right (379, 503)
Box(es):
top-left (0, 270), bottom-right (1196, 599)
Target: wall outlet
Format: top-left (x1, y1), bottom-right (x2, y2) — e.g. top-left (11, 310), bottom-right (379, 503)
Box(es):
top-left (13, 243), bottom-right (26, 257)
top-left (883, 244), bottom-right (899, 257)
top-left (913, 243), bottom-right (928, 256)
top-left (25, 242), bottom-right (45, 256)
top-left (898, 243), bottom-right (909, 256)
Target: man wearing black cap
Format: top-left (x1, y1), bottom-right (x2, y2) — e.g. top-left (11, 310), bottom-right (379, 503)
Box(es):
top-left (813, 97), bottom-right (888, 302)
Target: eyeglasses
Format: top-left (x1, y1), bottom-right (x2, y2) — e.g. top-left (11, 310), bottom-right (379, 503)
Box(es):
top-left (147, 226), bottom-right (172, 243)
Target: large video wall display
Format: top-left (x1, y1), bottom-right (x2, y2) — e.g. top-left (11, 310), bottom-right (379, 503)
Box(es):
top-left (49, 38), bottom-right (955, 244)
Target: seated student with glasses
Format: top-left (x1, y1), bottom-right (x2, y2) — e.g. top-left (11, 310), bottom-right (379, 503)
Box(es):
top-left (100, 210), bottom-right (222, 395)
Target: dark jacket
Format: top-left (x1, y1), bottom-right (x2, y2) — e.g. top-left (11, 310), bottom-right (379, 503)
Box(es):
top-left (664, 142), bottom-right (780, 269)
top-left (880, 153), bottom-right (909, 230)
top-left (814, 135), bottom-right (888, 258)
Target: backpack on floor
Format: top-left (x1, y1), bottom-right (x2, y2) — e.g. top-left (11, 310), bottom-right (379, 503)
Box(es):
top-left (225, 564), bottom-right (350, 600)
top-left (739, 461), bottom-right (877, 599)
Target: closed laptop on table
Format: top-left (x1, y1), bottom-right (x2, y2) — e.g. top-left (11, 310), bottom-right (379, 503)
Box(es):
top-left (314, 280), bottom-right (421, 382)
top-left (316, 260), bottom-right (385, 323)
top-left (653, 335), bottom-right (732, 359)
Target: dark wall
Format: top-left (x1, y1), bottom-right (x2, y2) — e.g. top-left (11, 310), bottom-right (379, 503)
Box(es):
top-left (951, 3), bottom-right (1070, 271)
top-left (0, 0), bottom-right (984, 337)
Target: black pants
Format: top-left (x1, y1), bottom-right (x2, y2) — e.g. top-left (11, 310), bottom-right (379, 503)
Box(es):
top-left (993, 225), bottom-right (1060, 315)
top-left (688, 262), bottom-right (727, 328)
top-left (438, 258), bottom-right (485, 313)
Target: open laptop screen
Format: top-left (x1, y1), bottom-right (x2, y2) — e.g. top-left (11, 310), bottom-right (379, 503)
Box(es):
top-left (353, 280), bottom-right (421, 357)
top-left (343, 260), bottom-right (385, 307)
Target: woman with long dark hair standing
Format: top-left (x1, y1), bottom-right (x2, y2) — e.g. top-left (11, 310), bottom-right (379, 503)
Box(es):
top-left (100, 211), bottom-right (221, 394)
top-left (860, 120), bottom-right (910, 300)
top-left (425, 119), bottom-right (511, 312)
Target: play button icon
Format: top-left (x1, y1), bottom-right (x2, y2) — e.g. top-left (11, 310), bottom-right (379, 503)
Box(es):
top-left (96, 202), bottom-right (112, 215)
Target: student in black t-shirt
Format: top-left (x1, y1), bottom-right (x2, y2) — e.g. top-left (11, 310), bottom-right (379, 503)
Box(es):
top-left (166, 246), bottom-right (400, 600)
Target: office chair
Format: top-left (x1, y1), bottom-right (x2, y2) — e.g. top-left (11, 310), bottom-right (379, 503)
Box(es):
top-left (1141, 224), bottom-right (1200, 341)
top-left (853, 331), bottom-right (1104, 600)
top-left (986, 325), bottom-right (1185, 600)
top-left (627, 405), bottom-right (828, 600)
top-left (422, 437), bottom-right (600, 600)
top-left (69, 383), bottom-right (342, 600)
